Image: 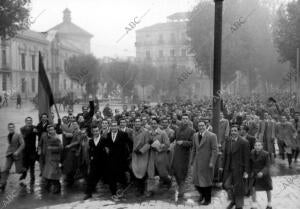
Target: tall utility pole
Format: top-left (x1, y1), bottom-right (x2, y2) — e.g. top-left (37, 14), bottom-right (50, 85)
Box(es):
top-left (297, 48), bottom-right (300, 104)
top-left (212, 0), bottom-right (224, 140)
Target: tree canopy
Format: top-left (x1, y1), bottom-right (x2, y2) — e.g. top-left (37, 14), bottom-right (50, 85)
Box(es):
top-left (273, 0), bottom-right (300, 69)
top-left (187, 0), bottom-right (287, 87)
top-left (103, 60), bottom-right (138, 101)
top-left (0, 0), bottom-right (31, 39)
top-left (65, 54), bottom-right (101, 96)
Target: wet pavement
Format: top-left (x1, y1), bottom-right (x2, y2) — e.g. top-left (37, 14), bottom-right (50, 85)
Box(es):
top-left (1, 102), bottom-right (300, 209)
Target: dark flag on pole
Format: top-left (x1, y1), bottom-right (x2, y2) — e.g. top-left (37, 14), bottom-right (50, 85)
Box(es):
top-left (38, 52), bottom-right (54, 118)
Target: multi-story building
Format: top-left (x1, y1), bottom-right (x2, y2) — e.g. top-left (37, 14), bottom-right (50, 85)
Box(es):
top-left (135, 12), bottom-right (210, 100)
top-left (0, 8), bottom-right (93, 99)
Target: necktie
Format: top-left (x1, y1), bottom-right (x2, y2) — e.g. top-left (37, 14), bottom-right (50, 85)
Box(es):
top-left (112, 133), bottom-right (116, 142)
top-left (198, 133), bottom-right (202, 144)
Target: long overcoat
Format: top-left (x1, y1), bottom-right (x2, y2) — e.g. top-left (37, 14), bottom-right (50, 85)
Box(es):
top-left (147, 128), bottom-right (170, 179)
top-left (63, 131), bottom-right (81, 176)
top-left (219, 119), bottom-right (229, 147)
top-left (275, 122), bottom-right (296, 150)
top-left (42, 135), bottom-right (63, 180)
top-left (250, 150), bottom-right (272, 191)
top-left (131, 128), bottom-right (150, 179)
top-left (221, 136), bottom-right (250, 198)
top-left (171, 125), bottom-right (195, 183)
top-left (191, 131), bottom-right (218, 187)
top-left (258, 120), bottom-right (275, 154)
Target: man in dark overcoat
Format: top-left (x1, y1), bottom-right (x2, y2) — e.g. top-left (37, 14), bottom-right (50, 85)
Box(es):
top-left (83, 126), bottom-right (108, 200)
top-left (104, 121), bottom-right (130, 200)
top-left (171, 114), bottom-right (195, 198)
top-left (20, 117), bottom-right (37, 185)
top-left (220, 126), bottom-right (250, 209)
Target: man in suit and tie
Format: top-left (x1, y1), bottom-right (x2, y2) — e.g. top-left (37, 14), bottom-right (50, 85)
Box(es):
top-left (0, 123), bottom-right (25, 191)
top-left (83, 126), bottom-right (108, 200)
top-left (104, 121), bottom-right (130, 201)
top-left (220, 125), bottom-right (250, 209)
top-left (191, 121), bottom-right (218, 205)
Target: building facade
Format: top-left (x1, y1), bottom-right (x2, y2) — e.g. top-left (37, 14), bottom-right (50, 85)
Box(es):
top-left (135, 12), bottom-right (210, 100)
top-left (0, 8), bottom-right (93, 99)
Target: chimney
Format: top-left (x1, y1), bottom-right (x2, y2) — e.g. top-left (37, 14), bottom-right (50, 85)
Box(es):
top-left (63, 8), bottom-right (71, 23)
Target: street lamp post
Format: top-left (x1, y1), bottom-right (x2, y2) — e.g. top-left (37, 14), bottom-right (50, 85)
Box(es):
top-left (212, 0), bottom-right (224, 140)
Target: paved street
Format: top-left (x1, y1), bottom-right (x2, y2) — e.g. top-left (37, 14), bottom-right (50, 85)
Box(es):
top-left (1, 101), bottom-right (300, 209)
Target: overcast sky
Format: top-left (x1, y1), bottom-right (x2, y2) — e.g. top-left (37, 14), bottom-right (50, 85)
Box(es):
top-left (29, 0), bottom-right (200, 58)
top-left (29, 0), bottom-right (291, 58)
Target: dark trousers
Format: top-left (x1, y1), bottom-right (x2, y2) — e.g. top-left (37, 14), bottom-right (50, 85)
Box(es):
top-left (0, 155), bottom-right (24, 186)
top-left (278, 140), bottom-right (285, 159)
top-left (44, 178), bottom-right (61, 193)
top-left (134, 176), bottom-right (147, 195)
top-left (292, 148), bottom-right (299, 161)
top-left (224, 172), bottom-right (244, 208)
top-left (85, 166), bottom-right (102, 195)
top-left (195, 186), bottom-right (212, 202)
top-left (107, 170), bottom-right (128, 195)
top-left (22, 156), bottom-right (35, 182)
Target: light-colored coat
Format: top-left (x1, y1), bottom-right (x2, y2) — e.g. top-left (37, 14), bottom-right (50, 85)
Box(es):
top-left (258, 120), bottom-right (276, 153)
top-left (163, 127), bottom-right (175, 171)
top-left (42, 134), bottom-right (63, 180)
top-left (6, 133), bottom-right (25, 173)
top-left (191, 131), bottom-right (218, 187)
top-left (219, 119), bottom-right (229, 146)
top-left (6, 133), bottom-right (24, 157)
top-left (147, 128), bottom-right (170, 178)
top-left (131, 128), bottom-right (150, 179)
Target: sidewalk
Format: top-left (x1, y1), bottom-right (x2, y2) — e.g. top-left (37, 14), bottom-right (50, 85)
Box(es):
top-left (33, 175), bottom-right (300, 209)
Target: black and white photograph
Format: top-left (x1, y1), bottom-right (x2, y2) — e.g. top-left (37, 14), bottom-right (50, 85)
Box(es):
top-left (0, 0), bottom-right (299, 208)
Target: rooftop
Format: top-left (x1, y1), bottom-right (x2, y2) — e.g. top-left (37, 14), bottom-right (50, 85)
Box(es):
top-left (167, 12), bottom-right (191, 21)
top-left (47, 8), bottom-right (93, 38)
top-left (136, 21), bottom-right (186, 32)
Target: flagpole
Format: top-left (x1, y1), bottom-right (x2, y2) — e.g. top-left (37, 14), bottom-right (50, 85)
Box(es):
top-left (53, 101), bottom-right (61, 120)
top-left (38, 51), bottom-right (61, 121)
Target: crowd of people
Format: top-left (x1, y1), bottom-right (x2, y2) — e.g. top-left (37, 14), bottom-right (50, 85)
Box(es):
top-left (1, 95), bottom-right (300, 209)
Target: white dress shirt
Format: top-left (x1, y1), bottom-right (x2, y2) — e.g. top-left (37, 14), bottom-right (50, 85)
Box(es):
top-left (112, 131), bottom-right (117, 142)
top-left (93, 135), bottom-right (101, 146)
